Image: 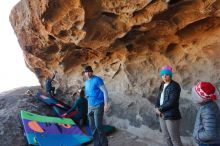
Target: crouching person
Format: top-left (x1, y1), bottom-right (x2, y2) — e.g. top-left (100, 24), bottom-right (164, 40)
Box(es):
top-left (62, 88), bottom-right (88, 127)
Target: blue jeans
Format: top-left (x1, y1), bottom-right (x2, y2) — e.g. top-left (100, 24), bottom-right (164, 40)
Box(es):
top-left (88, 103), bottom-right (108, 146)
top-left (199, 144), bottom-right (220, 146)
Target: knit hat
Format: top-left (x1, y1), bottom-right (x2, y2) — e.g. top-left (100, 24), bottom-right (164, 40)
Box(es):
top-left (84, 65), bottom-right (93, 72)
top-left (160, 65), bottom-right (173, 78)
top-left (192, 82), bottom-right (217, 103)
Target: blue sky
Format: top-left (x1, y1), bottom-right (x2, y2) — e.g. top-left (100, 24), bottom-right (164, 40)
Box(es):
top-left (0, 0), bottom-right (39, 92)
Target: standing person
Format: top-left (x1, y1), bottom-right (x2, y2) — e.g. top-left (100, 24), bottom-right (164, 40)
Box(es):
top-left (61, 88), bottom-right (88, 126)
top-left (155, 65), bottom-right (183, 146)
top-left (84, 65), bottom-right (109, 146)
top-left (45, 72), bottom-right (56, 97)
top-left (192, 82), bottom-right (220, 146)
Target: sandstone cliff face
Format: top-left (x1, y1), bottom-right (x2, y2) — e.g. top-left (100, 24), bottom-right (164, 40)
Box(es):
top-left (10, 0), bottom-right (220, 139)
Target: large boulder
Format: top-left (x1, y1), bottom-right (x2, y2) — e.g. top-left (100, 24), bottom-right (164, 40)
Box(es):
top-left (9, 0), bottom-right (220, 141)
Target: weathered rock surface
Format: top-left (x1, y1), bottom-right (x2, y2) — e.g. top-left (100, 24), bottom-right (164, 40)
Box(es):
top-left (9, 0), bottom-right (220, 143)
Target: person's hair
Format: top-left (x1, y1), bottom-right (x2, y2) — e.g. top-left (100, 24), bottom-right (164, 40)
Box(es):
top-left (84, 65), bottom-right (93, 72)
top-left (79, 88), bottom-right (85, 98)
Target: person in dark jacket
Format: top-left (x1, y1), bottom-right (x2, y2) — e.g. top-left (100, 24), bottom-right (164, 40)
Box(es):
top-left (192, 82), bottom-right (220, 146)
top-left (62, 88), bottom-right (88, 126)
top-left (45, 72), bottom-right (56, 97)
top-left (155, 65), bottom-right (183, 146)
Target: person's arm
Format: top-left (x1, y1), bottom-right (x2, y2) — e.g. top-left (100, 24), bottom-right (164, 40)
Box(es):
top-left (62, 98), bottom-right (79, 117)
top-left (197, 106), bottom-right (218, 142)
top-left (99, 85), bottom-right (108, 103)
top-left (68, 99), bottom-right (79, 113)
top-left (51, 73), bottom-right (56, 81)
top-left (99, 85), bottom-right (109, 112)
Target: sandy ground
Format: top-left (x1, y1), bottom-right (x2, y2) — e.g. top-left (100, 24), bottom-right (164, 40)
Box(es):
top-left (86, 129), bottom-right (163, 146)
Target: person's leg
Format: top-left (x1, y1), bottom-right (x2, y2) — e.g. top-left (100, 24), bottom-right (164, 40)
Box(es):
top-left (159, 117), bottom-right (173, 146)
top-left (82, 114), bottom-right (88, 126)
top-left (51, 87), bottom-right (55, 96)
top-left (71, 113), bottom-right (81, 125)
top-left (94, 104), bottom-right (108, 146)
top-left (74, 113), bottom-right (86, 127)
top-left (46, 88), bottom-right (53, 97)
top-left (46, 90), bottom-right (51, 97)
top-left (88, 107), bottom-right (99, 146)
top-left (166, 119), bottom-right (183, 146)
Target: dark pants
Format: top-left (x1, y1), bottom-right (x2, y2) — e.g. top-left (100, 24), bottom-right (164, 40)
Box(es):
top-left (46, 87), bottom-right (55, 97)
top-left (72, 113), bottom-right (87, 127)
top-left (88, 103), bottom-right (108, 146)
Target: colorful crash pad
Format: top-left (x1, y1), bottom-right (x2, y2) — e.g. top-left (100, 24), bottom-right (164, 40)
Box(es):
top-left (35, 92), bottom-right (70, 110)
top-left (20, 110), bottom-right (91, 146)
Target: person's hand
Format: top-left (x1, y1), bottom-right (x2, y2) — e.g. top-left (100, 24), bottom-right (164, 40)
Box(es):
top-left (155, 108), bottom-right (162, 117)
top-left (53, 71), bottom-right (57, 76)
top-left (104, 102), bottom-right (109, 113)
top-left (61, 113), bottom-right (67, 117)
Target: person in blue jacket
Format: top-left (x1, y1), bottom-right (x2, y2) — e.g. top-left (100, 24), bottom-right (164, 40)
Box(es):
top-left (45, 72), bottom-right (56, 97)
top-left (192, 81), bottom-right (220, 146)
top-left (62, 88), bottom-right (88, 126)
top-left (84, 65), bottom-right (109, 146)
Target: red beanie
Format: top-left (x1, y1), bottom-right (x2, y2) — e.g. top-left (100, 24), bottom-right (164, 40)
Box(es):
top-left (194, 82), bottom-right (217, 101)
